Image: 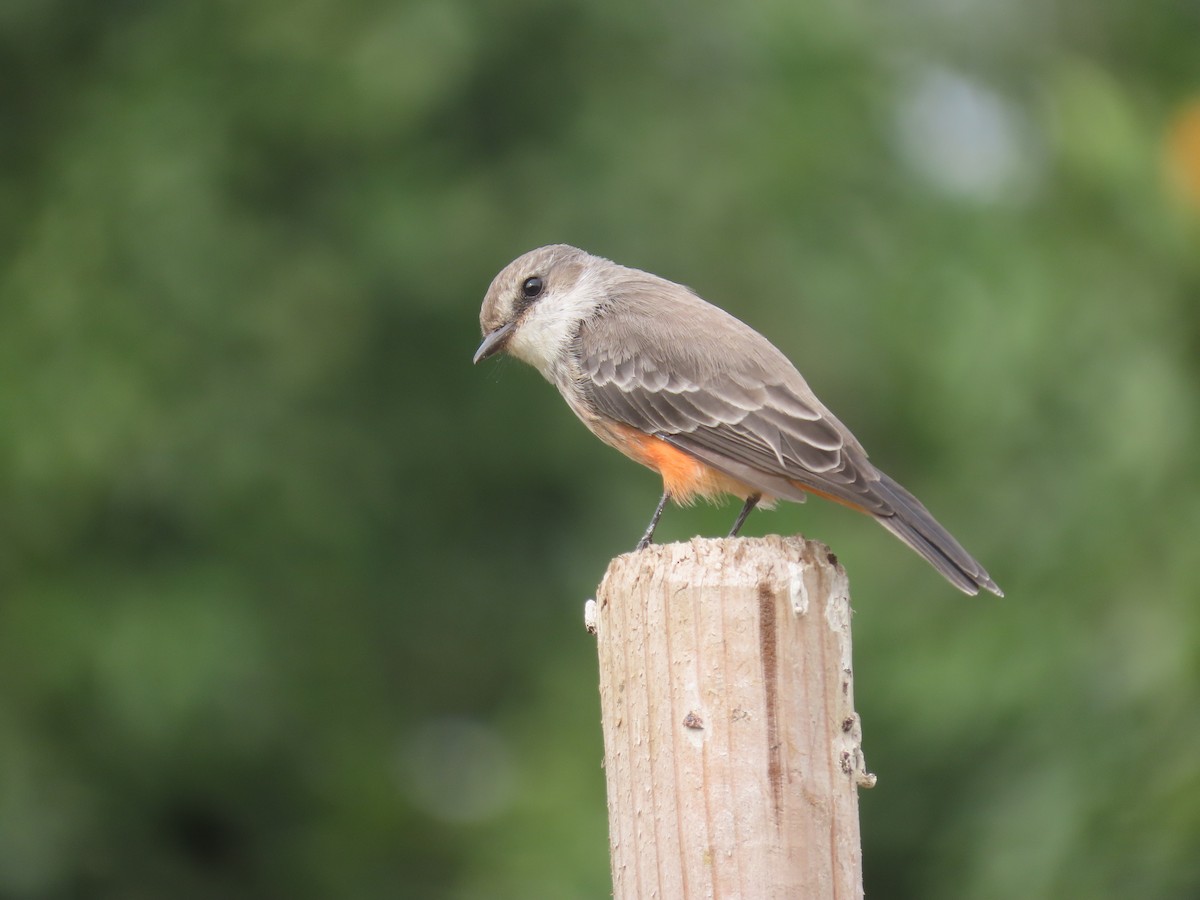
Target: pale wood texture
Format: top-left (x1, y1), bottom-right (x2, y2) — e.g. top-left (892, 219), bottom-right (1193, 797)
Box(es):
top-left (593, 535), bottom-right (873, 900)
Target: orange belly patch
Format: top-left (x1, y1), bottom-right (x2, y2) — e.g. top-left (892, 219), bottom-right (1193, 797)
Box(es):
top-left (604, 424), bottom-right (765, 505)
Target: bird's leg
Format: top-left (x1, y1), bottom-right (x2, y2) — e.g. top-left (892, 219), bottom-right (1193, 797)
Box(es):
top-left (728, 493), bottom-right (761, 538)
top-left (636, 491), bottom-right (671, 551)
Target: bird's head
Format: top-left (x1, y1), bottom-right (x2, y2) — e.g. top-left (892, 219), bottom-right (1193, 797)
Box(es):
top-left (474, 244), bottom-right (599, 375)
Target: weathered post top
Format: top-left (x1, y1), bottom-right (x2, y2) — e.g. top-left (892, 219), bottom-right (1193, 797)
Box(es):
top-left (591, 535), bottom-right (873, 900)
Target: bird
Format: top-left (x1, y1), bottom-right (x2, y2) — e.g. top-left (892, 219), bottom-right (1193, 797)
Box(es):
top-left (473, 244), bottom-right (1001, 596)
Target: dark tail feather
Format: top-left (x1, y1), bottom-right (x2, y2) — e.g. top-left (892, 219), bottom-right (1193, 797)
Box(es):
top-left (873, 473), bottom-right (1003, 597)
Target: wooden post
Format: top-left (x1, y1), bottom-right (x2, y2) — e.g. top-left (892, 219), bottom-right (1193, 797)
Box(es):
top-left (590, 535), bottom-right (874, 900)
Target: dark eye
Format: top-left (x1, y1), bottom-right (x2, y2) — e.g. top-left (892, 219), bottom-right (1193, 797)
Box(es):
top-left (521, 276), bottom-right (544, 299)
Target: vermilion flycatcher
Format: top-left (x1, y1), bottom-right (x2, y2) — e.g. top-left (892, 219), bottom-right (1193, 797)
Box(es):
top-left (474, 244), bottom-right (1001, 596)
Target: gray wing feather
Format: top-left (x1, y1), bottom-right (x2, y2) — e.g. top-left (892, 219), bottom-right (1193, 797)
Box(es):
top-left (576, 279), bottom-right (883, 511)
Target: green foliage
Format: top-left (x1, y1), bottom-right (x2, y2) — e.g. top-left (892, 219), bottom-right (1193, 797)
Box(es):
top-left (2, 0), bottom-right (1198, 896)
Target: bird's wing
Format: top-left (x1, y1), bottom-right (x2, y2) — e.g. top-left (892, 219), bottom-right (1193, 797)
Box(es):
top-left (575, 284), bottom-right (888, 513)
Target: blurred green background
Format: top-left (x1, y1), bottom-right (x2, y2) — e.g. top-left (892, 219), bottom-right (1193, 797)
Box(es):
top-left (3, 0), bottom-right (1199, 897)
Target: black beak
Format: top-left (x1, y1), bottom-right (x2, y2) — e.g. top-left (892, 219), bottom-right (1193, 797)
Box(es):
top-left (473, 322), bottom-right (515, 364)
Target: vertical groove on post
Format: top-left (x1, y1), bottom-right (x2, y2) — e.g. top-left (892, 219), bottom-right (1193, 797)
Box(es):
top-left (594, 535), bottom-right (872, 900)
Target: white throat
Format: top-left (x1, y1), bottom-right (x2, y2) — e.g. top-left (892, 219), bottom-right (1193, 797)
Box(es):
top-left (506, 266), bottom-right (600, 381)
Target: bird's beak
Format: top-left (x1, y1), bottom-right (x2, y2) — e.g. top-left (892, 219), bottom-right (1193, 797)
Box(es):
top-left (473, 322), bottom-right (515, 364)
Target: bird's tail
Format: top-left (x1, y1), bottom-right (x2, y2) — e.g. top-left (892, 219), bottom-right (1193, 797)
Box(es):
top-left (872, 472), bottom-right (1002, 597)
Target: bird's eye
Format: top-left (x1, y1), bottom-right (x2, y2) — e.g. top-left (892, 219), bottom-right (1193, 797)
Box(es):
top-left (521, 276), bottom-right (544, 299)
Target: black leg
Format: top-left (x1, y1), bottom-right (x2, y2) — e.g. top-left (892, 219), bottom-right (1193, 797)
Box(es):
top-left (728, 493), bottom-right (761, 537)
top-left (636, 491), bottom-right (671, 551)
